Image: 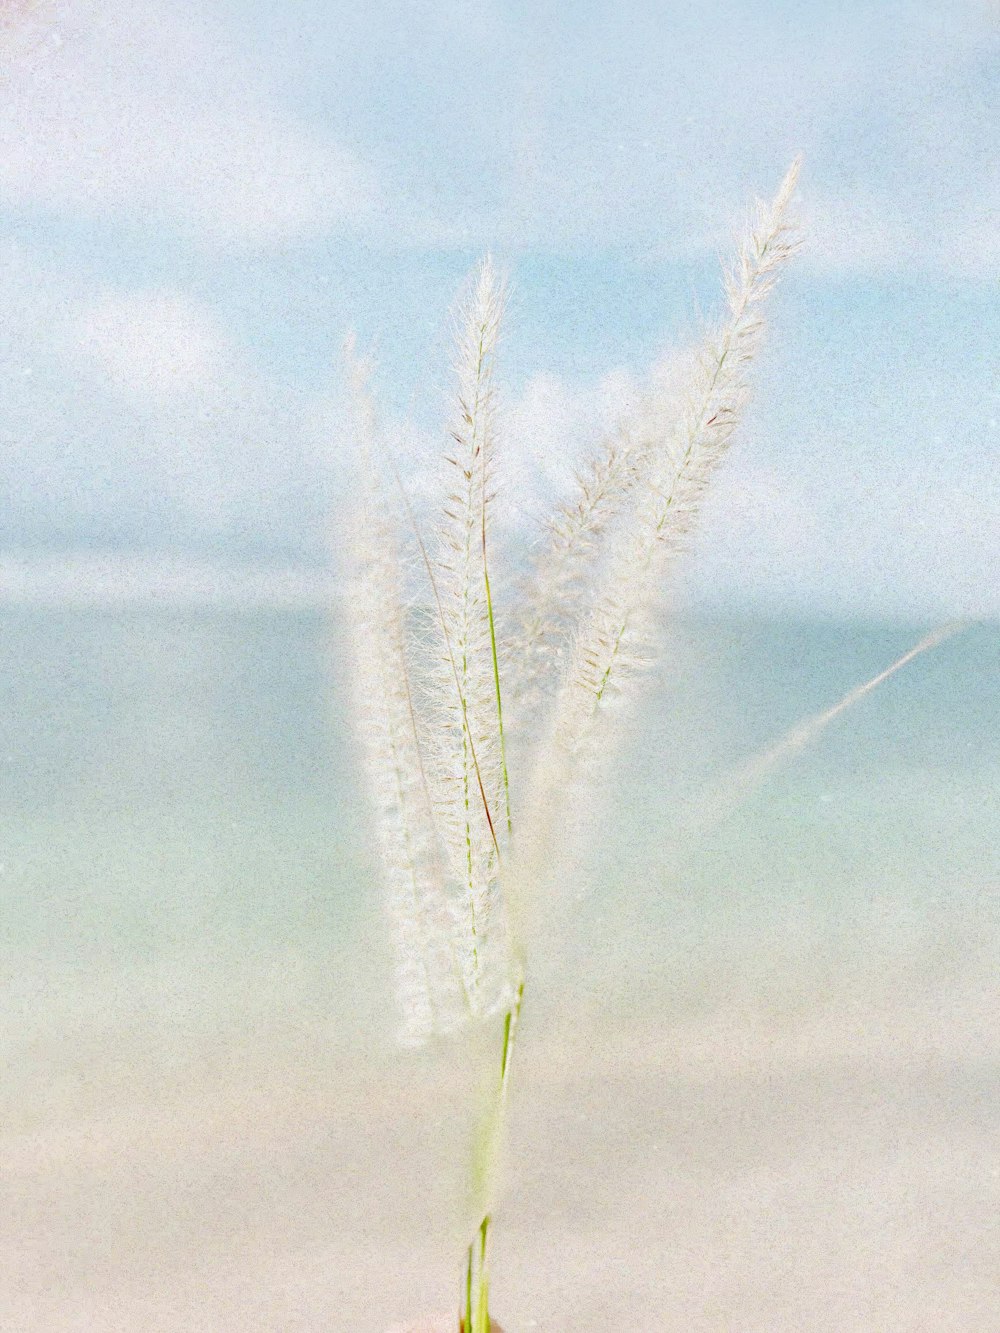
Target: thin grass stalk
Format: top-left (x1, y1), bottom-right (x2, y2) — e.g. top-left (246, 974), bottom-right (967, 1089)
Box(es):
top-left (483, 540), bottom-right (512, 837)
top-left (690, 620), bottom-right (969, 836)
top-left (462, 973), bottom-right (524, 1333)
top-left (440, 259), bottom-right (522, 1333)
top-left (378, 263), bottom-right (518, 1326)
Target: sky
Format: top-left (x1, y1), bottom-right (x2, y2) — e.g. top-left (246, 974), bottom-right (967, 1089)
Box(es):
top-left (1, 0), bottom-right (998, 618)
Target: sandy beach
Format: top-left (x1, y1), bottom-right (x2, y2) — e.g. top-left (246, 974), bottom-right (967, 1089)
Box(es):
top-left (5, 957), bottom-right (1000, 1332)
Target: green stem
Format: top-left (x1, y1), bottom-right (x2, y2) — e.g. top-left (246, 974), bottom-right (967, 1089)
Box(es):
top-left (460, 976), bottom-right (524, 1332)
top-left (464, 1243), bottom-right (473, 1333)
top-left (482, 552), bottom-right (512, 835)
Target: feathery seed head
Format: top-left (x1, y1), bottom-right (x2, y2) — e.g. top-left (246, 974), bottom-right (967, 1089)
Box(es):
top-left (344, 160), bottom-right (802, 1044)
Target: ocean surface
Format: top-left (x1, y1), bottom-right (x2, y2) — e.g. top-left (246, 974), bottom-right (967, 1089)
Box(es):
top-left (2, 605), bottom-right (998, 1330)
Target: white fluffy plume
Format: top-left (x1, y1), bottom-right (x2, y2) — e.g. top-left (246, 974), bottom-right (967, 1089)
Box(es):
top-left (530, 160), bottom-right (801, 816)
top-left (343, 338), bottom-right (468, 1044)
top-left (426, 258), bottom-right (516, 1018)
top-left (344, 163), bottom-right (802, 1046)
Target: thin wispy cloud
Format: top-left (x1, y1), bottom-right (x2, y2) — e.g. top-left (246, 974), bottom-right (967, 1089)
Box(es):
top-left (0, 0), bottom-right (376, 250)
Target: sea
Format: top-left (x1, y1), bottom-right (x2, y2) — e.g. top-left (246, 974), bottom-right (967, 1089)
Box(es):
top-left (2, 601), bottom-right (998, 1330)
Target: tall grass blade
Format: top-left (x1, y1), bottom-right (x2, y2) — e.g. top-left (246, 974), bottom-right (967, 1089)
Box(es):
top-left (692, 620), bottom-right (970, 835)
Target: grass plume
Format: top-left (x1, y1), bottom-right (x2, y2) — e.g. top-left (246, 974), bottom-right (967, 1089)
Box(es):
top-left (516, 160), bottom-right (802, 886)
top-left (345, 163), bottom-right (804, 1331)
top-left (343, 337), bottom-right (467, 1044)
top-left (428, 258), bottom-right (516, 1022)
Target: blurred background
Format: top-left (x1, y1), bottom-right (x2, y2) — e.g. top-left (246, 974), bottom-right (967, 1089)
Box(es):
top-left (1, 2), bottom-right (998, 1329)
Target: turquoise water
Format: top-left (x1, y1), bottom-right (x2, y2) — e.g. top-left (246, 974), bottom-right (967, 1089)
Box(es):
top-left (2, 607), bottom-right (998, 1329)
top-left (2, 607), bottom-right (370, 1125)
top-left (3, 606), bottom-right (996, 1100)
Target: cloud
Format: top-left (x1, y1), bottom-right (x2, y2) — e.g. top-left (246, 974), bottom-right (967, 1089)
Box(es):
top-left (682, 453), bottom-right (1000, 621)
top-left (801, 192), bottom-right (917, 276)
top-left (0, 1), bottom-right (374, 250)
top-left (0, 249), bottom-right (331, 554)
top-left (802, 186), bottom-right (1000, 282)
top-left (498, 348), bottom-right (694, 529)
top-left (75, 292), bottom-right (227, 402)
top-left (6, 0), bottom-right (994, 278)
top-left (3, 243), bottom-right (996, 619)
top-left (502, 368), bottom-right (640, 520)
top-left (493, 360), bottom-right (1000, 620)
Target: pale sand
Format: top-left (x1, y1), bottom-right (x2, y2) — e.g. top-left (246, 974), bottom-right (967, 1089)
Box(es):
top-left (4, 967), bottom-right (1000, 1331)
top-left (384, 1321), bottom-right (455, 1333)
top-left (385, 1321), bottom-right (505, 1332)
